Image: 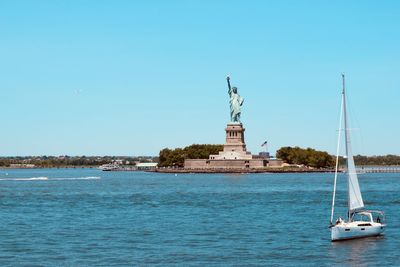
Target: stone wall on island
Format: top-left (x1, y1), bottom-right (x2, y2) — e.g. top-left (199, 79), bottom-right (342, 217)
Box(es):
top-left (184, 158), bottom-right (267, 169)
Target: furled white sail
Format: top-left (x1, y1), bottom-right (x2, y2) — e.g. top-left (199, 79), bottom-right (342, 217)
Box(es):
top-left (345, 133), bottom-right (364, 212)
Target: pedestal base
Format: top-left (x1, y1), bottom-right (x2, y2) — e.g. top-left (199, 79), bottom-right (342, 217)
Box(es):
top-left (209, 123), bottom-right (251, 160)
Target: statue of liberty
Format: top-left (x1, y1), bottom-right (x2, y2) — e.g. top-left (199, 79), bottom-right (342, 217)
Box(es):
top-left (226, 76), bottom-right (244, 123)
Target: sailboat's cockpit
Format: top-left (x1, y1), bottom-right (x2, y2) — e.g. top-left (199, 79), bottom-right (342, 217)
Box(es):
top-left (351, 210), bottom-right (385, 224)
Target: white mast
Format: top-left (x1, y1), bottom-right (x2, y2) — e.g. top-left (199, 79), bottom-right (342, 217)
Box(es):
top-left (330, 88), bottom-right (344, 225)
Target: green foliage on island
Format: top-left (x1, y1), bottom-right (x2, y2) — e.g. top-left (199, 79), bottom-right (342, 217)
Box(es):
top-left (352, 155), bottom-right (400, 166)
top-left (276, 146), bottom-right (335, 168)
top-left (159, 144), bottom-right (224, 167)
top-left (0, 156), bottom-right (156, 168)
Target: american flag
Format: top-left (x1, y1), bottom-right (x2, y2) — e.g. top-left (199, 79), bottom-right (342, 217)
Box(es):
top-left (261, 141), bottom-right (267, 147)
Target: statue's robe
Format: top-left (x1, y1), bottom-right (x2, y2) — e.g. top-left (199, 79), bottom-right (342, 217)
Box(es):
top-left (229, 92), bottom-right (244, 122)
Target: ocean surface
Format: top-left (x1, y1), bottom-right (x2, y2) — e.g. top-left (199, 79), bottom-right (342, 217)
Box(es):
top-left (0, 168), bottom-right (399, 266)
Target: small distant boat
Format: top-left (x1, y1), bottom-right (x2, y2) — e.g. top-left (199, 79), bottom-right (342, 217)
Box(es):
top-left (329, 74), bottom-right (386, 241)
top-left (98, 163), bottom-right (120, 171)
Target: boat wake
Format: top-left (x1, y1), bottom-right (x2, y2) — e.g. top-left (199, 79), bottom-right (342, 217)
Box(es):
top-left (52, 176), bottom-right (101, 180)
top-left (0, 176), bottom-right (101, 181)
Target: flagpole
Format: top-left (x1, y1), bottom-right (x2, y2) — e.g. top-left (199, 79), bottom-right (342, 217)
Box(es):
top-left (261, 141), bottom-right (268, 158)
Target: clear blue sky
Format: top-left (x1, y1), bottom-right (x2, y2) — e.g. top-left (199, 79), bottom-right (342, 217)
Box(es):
top-left (1, 0), bottom-right (399, 156)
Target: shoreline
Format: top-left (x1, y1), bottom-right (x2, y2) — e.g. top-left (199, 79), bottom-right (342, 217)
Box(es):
top-left (2, 166), bottom-right (400, 174)
top-left (149, 167), bottom-right (337, 174)
top-left (0, 166), bottom-right (98, 170)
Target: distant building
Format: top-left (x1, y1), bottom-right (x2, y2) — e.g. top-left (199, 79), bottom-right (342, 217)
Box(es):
top-left (114, 159), bottom-right (124, 165)
top-left (9, 164), bottom-right (36, 168)
top-left (258, 152), bottom-right (270, 159)
top-left (136, 162), bottom-right (158, 170)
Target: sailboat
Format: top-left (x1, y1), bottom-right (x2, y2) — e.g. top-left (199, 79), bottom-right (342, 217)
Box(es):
top-left (329, 74), bottom-right (386, 241)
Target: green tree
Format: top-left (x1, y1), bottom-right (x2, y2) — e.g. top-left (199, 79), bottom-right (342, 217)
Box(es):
top-left (276, 146), bottom-right (334, 168)
top-left (158, 144), bottom-right (223, 167)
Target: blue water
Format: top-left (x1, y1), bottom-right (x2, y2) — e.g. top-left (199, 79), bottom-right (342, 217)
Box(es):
top-left (0, 169), bottom-right (399, 266)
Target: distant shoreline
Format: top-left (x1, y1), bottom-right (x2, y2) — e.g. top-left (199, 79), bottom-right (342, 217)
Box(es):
top-left (0, 166), bottom-right (98, 170)
top-left (2, 166), bottom-right (400, 174)
top-left (149, 167), bottom-right (336, 174)
top-left (151, 166), bottom-right (400, 174)
top-left (0, 166), bottom-right (333, 173)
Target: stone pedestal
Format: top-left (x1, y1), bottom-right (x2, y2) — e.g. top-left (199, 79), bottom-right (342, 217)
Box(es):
top-left (209, 123), bottom-right (252, 160)
top-left (223, 123), bottom-right (246, 152)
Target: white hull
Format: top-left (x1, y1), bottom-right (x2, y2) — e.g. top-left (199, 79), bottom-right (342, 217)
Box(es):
top-left (331, 221), bottom-right (385, 241)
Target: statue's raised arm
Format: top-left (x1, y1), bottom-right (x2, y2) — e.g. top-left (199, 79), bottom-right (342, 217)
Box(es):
top-left (227, 76), bottom-right (232, 96)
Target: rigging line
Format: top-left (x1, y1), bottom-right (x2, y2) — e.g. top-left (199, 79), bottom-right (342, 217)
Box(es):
top-left (345, 85), bottom-right (364, 156)
top-left (330, 92), bottom-right (344, 225)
